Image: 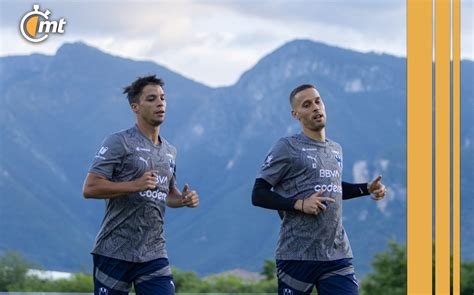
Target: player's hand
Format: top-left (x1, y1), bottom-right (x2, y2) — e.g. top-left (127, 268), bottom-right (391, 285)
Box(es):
top-left (294, 191), bottom-right (335, 215)
top-left (134, 171), bottom-right (158, 191)
top-left (368, 175), bottom-right (387, 200)
top-left (181, 184), bottom-right (199, 208)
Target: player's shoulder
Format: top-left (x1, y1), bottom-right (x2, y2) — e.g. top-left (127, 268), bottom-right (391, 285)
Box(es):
top-left (160, 136), bottom-right (177, 155)
top-left (272, 135), bottom-right (293, 150)
top-left (326, 138), bottom-right (343, 152)
top-left (269, 134), bottom-right (303, 155)
top-left (114, 126), bottom-right (140, 142)
top-left (277, 133), bottom-right (301, 145)
top-left (120, 126), bottom-right (140, 138)
top-left (102, 126), bottom-right (140, 150)
top-left (102, 128), bottom-right (130, 144)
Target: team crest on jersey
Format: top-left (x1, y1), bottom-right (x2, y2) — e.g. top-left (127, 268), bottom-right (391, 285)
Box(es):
top-left (168, 158), bottom-right (175, 174)
top-left (335, 154), bottom-right (343, 167)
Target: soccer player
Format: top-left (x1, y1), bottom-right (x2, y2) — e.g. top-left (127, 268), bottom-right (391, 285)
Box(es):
top-left (82, 75), bottom-right (199, 295)
top-left (252, 84), bottom-right (386, 295)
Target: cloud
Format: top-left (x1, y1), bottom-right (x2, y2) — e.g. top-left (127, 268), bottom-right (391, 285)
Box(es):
top-left (461, 0), bottom-right (473, 58)
top-left (1, 0), bottom-right (471, 86)
top-left (352, 160), bottom-right (369, 183)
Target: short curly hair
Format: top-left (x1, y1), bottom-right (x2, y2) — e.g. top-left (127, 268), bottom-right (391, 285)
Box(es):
top-left (123, 75), bottom-right (164, 105)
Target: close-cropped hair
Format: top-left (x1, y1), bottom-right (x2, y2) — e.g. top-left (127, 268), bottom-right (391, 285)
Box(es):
top-left (123, 75), bottom-right (165, 105)
top-left (289, 84), bottom-right (315, 107)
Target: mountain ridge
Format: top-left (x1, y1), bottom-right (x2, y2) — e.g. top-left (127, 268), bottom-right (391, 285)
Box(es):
top-left (0, 39), bottom-right (472, 276)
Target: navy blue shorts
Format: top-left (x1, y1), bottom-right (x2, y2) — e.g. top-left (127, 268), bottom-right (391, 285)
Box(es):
top-left (276, 258), bottom-right (359, 295)
top-left (93, 254), bottom-right (175, 295)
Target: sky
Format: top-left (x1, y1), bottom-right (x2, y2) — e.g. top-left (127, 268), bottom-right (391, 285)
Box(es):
top-left (0, 0), bottom-right (472, 87)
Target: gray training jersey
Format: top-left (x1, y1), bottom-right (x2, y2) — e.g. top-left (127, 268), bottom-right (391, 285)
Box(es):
top-left (89, 125), bottom-right (177, 262)
top-left (257, 132), bottom-right (352, 261)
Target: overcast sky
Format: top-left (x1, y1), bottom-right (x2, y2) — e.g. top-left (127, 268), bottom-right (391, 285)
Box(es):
top-left (1, 0), bottom-right (472, 87)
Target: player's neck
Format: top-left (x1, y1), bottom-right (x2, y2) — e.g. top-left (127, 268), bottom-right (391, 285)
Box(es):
top-left (136, 121), bottom-right (161, 145)
top-left (302, 127), bottom-right (326, 142)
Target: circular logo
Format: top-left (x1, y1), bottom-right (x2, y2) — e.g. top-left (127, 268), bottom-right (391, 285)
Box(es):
top-left (19, 4), bottom-right (66, 43)
top-left (20, 5), bottom-right (49, 43)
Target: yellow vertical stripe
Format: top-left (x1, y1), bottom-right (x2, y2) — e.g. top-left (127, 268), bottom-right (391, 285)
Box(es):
top-left (452, 0), bottom-right (460, 294)
top-left (435, 0), bottom-right (451, 294)
top-left (407, 0), bottom-right (433, 294)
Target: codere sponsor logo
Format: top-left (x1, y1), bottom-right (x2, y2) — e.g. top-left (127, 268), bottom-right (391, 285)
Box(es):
top-left (140, 189), bottom-right (167, 201)
top-left (314, 183), bottom-right (342, 193)
top-left (20, 4), bottom-right (66, 43)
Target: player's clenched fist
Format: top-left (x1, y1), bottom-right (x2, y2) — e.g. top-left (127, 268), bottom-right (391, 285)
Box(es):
top-left (181, 184), bottom-right (199, 208)
top-left (134, 171), bottom-right (157, 191)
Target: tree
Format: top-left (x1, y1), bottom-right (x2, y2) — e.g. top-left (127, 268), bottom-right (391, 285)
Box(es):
top-left (261, 259), bottom-right (276, 280)
top-left (172, 267), bottom-right (210, 292)
top-left (461, 261), bottom-right (474, 295)
top-left (361, 241), bottom-right (474, 295)
top-left (360, 240), bottom-right (406, 295)
top-left (0, 251), bottom-right (31, 291)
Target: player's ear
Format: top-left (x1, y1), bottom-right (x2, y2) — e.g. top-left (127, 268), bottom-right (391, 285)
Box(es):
top-left (130, 103), bottom-right (139, 114)
top-left (291, 109), bottom-right (300, 121)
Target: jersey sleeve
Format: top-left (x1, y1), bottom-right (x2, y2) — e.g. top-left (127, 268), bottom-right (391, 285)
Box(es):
top-left (256, 139), bottom-right (291, 187)
top-left (88, 134), bottom-right (126, 180)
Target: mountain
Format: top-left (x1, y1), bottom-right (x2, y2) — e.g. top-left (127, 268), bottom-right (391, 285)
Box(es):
top-left (0, 40), bottom-right (472, 276)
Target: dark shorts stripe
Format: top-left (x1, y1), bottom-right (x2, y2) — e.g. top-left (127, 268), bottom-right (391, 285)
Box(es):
top-left (94, 267), bottom-right (131, 292)
top-left (135, 265), bottom-right (172, 284)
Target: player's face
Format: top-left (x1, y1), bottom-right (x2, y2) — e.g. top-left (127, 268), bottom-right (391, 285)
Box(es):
top-left (291, 87), bottom-right (326, 131)
top-left (133, 84), bottom-right (166, 127)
